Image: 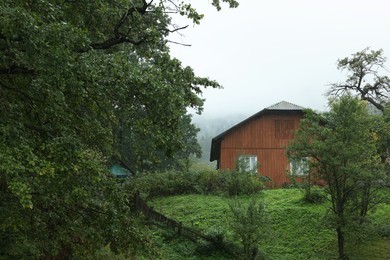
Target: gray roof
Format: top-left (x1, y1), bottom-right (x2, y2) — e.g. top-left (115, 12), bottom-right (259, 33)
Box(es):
top-left (266, 101), bottom-right (305, 110)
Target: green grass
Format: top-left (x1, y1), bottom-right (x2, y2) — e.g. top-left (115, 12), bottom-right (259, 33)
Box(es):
top-left (149, 189), bottom-right (390, 259)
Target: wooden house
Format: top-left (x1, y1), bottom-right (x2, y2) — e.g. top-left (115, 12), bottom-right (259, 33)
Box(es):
top-left (210, 101), bottom-right (305, 187)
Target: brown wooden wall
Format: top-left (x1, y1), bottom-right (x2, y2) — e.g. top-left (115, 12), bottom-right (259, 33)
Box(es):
top-left (219, 112), bottom-right (303, 187)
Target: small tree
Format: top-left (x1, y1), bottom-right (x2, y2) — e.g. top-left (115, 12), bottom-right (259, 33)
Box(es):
top-left (228, 198), bottom-right (268, 259)
top-left (288, 96), bottom-right (386, 259)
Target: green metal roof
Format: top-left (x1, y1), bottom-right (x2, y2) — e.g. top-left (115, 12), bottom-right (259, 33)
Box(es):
top-left (110, 164), bottom-right (130, 177)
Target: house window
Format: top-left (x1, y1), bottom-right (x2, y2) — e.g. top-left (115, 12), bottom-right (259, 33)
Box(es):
top-left (238, 155), bottom-right (258, 173)
top-left (275, 120), bottom-right (294, 139)
top-left (290, 158), bottom-right (309, 176)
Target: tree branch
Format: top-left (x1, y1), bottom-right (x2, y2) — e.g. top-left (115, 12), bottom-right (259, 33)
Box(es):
top-left (90, 35), bottom-right (149, 50)
top-left (361, 96), bottom-right (384, 112)
top-left (0, 65), bottom-right (35, 75)
top-left (167, 40), bottom-right (191, 47)
top-left (163, 25), bottom-right (189, 33)
top-left (91, 0), bottom-right (151, 50)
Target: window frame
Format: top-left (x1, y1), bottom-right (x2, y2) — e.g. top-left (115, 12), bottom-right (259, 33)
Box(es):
top-left (238, 155), bottom-right (258, 173)
top-left (289, 157), bottom-right (309, 176)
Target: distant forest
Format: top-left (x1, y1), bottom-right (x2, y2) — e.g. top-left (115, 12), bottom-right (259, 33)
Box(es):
top-left (192, 114), bottom-right (248, 164)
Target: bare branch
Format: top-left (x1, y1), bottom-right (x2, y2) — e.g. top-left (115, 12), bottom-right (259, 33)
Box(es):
top-left (167, 40), bottom-right (191, 47)
top-left (162, 25), bottom-right (189, 33)
top-left (328, 48), bottom-right (390, 112)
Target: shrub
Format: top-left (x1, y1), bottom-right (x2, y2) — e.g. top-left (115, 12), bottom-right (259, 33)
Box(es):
top-left (221, 170), bottom-right (264, 196)
top-left (125, 171), bottom-right (197, 198)
top-left (303, 189), bottom-right (326, 204)
top-left (125, 168), bottom-right (265, 199)
top-left (194, 169), bottom-right (224, 194)
top-left (377, 223), bottom-right (390, 237)
top-left (193, 169), bottom-right (265, 196)
top-left (228, 198), bottom-right (268, 259)
top-left (93, 245), bottom-right (128, 260)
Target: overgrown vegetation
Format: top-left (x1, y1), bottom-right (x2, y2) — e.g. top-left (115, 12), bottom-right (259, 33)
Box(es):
top-left (228, 198), bottom-right (268, 259)
top-left (2, 0), bottom-right (389, 258)
top-left (288, 96), bottom-right (389, 259)
top-left (0, 0), bottom-right (239, 258)
top-left (150, 189), bottom-right (390, 259)
top-left (126, 167), bottom-right (265, 198)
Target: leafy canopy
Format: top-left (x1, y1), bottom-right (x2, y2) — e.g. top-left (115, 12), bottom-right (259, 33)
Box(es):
top-left (0, 0), bottom-right (238, 258)
top-left (288, 96), bottom-right (387, 259)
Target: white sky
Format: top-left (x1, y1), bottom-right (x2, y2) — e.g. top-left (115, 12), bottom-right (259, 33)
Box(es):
top-left (169, 0), bottom-right (390, 117)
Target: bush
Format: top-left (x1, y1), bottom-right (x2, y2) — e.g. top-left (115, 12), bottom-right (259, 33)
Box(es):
top-left (126, 171), bottom-right (197, 198)
top-left (221, 170), bottom-right (264, 196)
top-left (377, 223), bottom-right (390, 237)
top-left (195, 169), bottom-right (225, 194)
top-left (93, 245), bottom-right (128, 260)
top-left (126, 168), bottom-right (265, 199)
top-left (303, 189), bottom-right (326, 204)
top-left (228, 198), bottom-right (268, 259)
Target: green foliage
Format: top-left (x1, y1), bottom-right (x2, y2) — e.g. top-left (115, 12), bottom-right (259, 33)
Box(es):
top-left (194, 169), bottom-right (224, 194)
top-left (118, 114), bottom-right (202, 173)
top-left (93, 245), bottom-right (129, 260)
top-left (0, 140), bottom-right (153, 258)
top-left (126, 170), bottom-right (197, 198)
top-left (149, 226), bottom-right (232, 259)
top-left (228, 198), bottom-right (268, 259)
top-left (286, 173), bottom-right (326, 204)
top-left (151, 189), bottom-right (390, 259)
top-left (212, 0), bottom-right (240, 11)
top-left (190, 168), bottom-right (265, 196)
top-left (0, 0), bottom-right (239, 257)
top-left (126, 167), bottom-right (265, 199)
top-left (378, 105), bottom-right (390, 178)
top-left (328, 48), bottom-right (390, 112)
top-left (303, 189), bottom-right (326, 204)
top-left (220, 170), bottom-right (265, 196)
top-left (288, 95), bottom-right (388, 259)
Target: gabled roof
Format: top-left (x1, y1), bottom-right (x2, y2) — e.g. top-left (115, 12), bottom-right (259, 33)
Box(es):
top-left (210, 101), bottom-right (305, 162)
top-left (266, 101), bottom-right (305, 110)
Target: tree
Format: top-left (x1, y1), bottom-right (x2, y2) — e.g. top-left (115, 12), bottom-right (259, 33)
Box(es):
top-left (229, 198), bottom-right (268, 260)
top-left (287, 96), bottom-right (386, 259)
top-left (117, 113), bottom-right (202, 172)
top-left (328, 47), bottom-right (390, 178)
top-left (328, 48), bottom-right (390, 112)
top-left (0, 0), bottom-right (238, 258)
top-left (382, 107), bottom-right (390, 175)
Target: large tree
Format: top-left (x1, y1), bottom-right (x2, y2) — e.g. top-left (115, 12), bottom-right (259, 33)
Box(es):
top-left (328, 48), bottom-right (390, 167)
top-left (287, 96), bottom-right (387, 259)
top-left (328, 48), bottom-right (390, 112)
top-left (0, 0), bottom-right (238, 258)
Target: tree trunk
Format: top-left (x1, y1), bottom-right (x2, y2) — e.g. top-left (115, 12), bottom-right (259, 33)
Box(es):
top-left (359, 183), bottom-right (370, 223)
top-left (251, 246), bottom-right (258, 260)
top-left (336, 226), bottom-right (346, 259)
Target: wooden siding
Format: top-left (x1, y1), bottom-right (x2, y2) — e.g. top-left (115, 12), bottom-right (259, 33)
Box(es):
top-left (219, 113), bottom-right (303, 187)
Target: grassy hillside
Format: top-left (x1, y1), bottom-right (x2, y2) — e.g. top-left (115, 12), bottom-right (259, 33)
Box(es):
top-left (149, 189), bottom-right (390, 259)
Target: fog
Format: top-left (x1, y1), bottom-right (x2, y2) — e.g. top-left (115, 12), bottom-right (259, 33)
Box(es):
top-left (169, 0), bottom-right (390, 118)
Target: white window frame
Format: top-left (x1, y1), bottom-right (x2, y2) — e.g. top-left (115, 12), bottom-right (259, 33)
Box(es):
top-left (290, 157), bottom-right (309, 176)
top-left (238, 155), bottom-right (258, 173)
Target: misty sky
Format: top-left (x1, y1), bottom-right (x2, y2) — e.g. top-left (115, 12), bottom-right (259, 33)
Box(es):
top-left (168, 0), bottom-right (390, 118)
